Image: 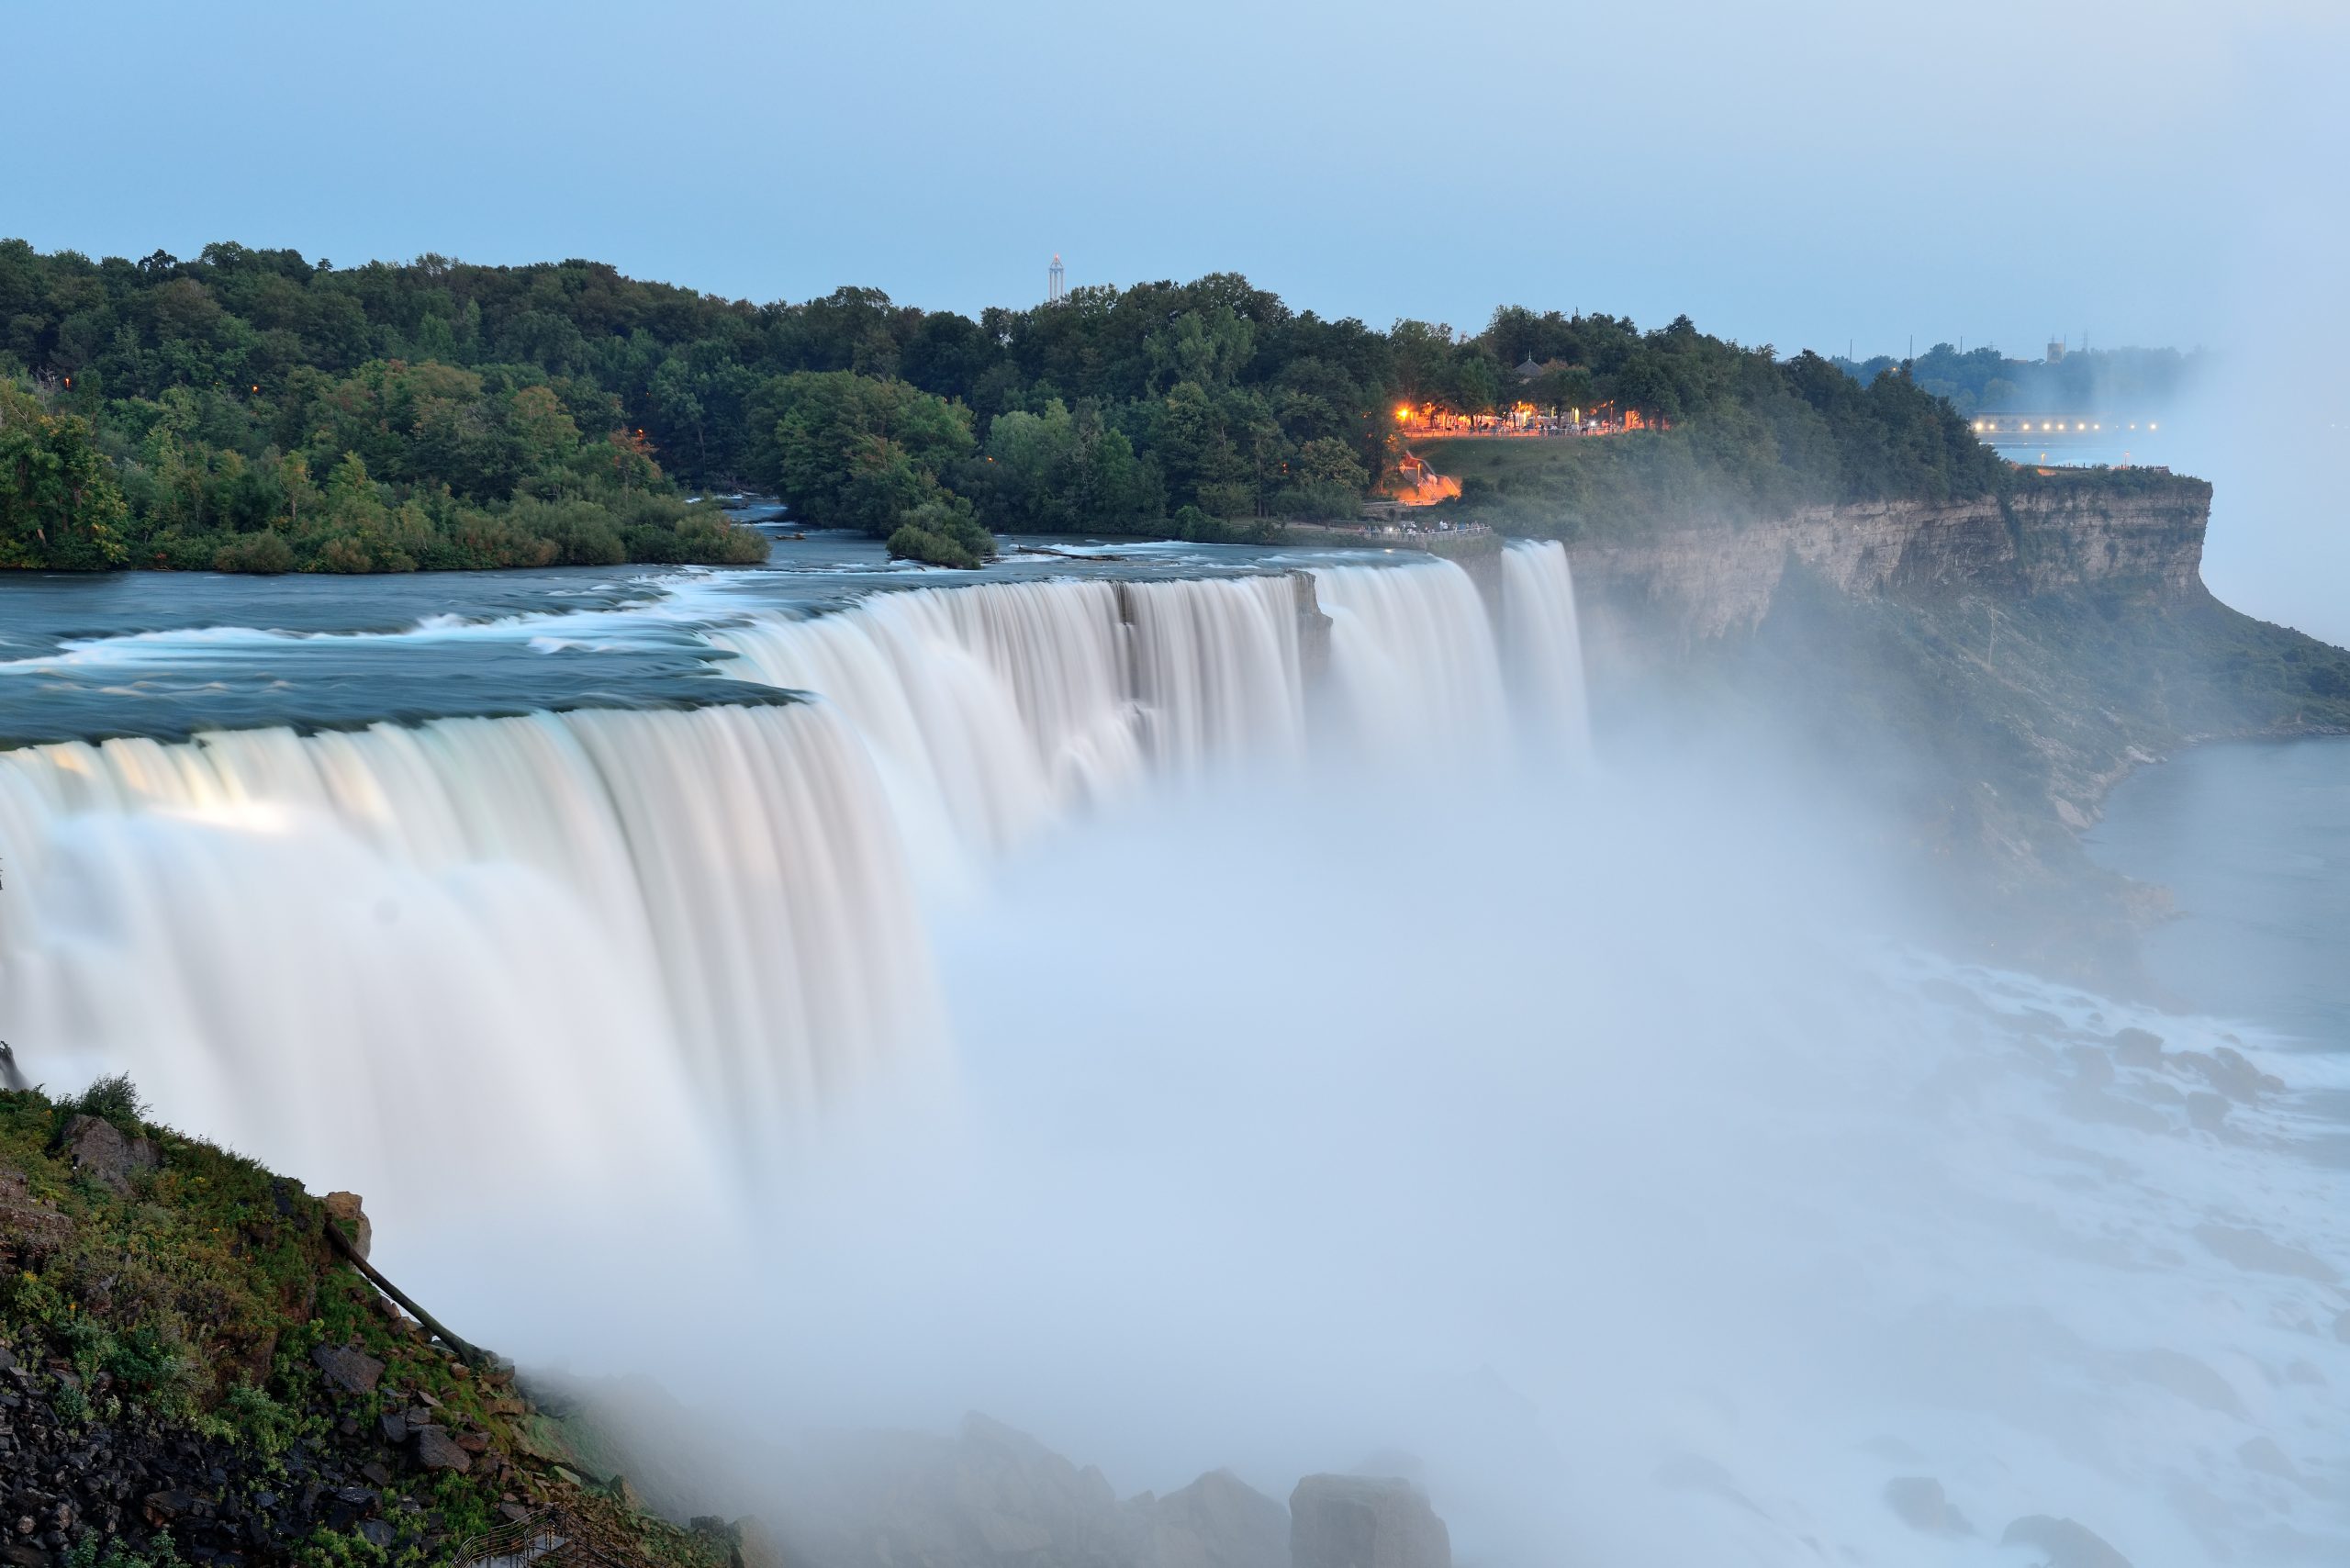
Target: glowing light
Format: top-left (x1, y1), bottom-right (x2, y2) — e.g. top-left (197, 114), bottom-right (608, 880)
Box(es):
top-left (2148, 422), bottom-right (2157, 431)
top-left (1394, 405), bottom-right (1412, 423)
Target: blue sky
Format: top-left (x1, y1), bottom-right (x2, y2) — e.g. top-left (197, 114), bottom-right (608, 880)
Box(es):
top-left (6, 1), bottom-right (2333, 356)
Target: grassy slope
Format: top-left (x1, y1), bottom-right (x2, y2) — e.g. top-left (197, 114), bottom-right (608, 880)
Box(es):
top-left (0, 1085), bottom-right (736, 1568)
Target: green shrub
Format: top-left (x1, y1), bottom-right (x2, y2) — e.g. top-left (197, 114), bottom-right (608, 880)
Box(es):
top-left (66, 1072), bottom-right (147, 1128)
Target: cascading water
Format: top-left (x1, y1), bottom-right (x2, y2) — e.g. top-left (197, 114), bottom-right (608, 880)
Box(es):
top-left (0, 559), bottom-right (1594, 1198)
top-left (1499, 541), bottom-right (1593, 760)
top-left (0, 701), bottom-right (934, 1195)
top-left (1310, 556), bottom-right (1509, 763)
top-left (706, 575), bottom-right (1307, 883)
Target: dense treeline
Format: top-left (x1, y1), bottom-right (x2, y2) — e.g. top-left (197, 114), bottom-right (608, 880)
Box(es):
top-left (2, 239), bottom-right (2003, 572)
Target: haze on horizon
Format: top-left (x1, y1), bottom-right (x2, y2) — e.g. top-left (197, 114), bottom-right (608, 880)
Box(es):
top-left (11, 0), bottom-right (2348, 635)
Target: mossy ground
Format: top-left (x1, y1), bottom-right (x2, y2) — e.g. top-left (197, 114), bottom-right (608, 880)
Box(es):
top-left (0, 1084), bottom-right (737, 1568)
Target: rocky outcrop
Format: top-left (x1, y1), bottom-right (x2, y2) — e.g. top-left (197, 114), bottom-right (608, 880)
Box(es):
top-left (58, 1114), bottom-right (157, 1195)
top-left (1124, 1469), bottom-right (1289, 1568)
top-left (1289, 1475), bottom-right (1451, 1568)
top-left (1570, 474), bottom-right (2212, 647)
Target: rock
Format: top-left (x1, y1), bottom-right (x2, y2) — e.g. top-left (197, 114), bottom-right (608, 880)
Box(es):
top-left (142, 1491), bottom-right (195, 1527)
top-left (1125, 1469), bottom-right (1288, 1568)
top-left (356, 1520), bottom-right (395, 1550)
top-left (59, 1116), bottom-right (157, 1196)
top-left (2173, 1049), bottom-right (2280, 1104)
top-left (311, 1343), bottom-right (386, 1396)
top-left (1883, 1476), bottom-right (1973, 1538)
top-left (2184, 1092), bottom-right (2229, 1132)
top-left (2237, 1436), bottom-right (2298, 1478)
top-left (2109, 1027), bottom-right (2164, 1067)
top-left (2001, 1515), bottom-right (2132, 1567)
top-left (2192, 1223), bottom-right (2337, 1282)
top-left (413, 1426), bottom-right (472, 1473)
top-left (378, 1412), bottom-right (407, 1445)
top-left (1289, 1475), bottom-right (1450, 1568)
top-left (322, 1193), bottom-right (372, 1260)
top-left (454, 1429), bottom-right (490, 1454)
top-left (359, 1462), bottom-right (391, 1486)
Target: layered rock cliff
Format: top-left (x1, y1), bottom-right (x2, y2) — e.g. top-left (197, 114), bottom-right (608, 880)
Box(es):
top-left (1570, 473), bottom-right (2213, 650)
top-left (1554, 469), bottom-right (2350, 981)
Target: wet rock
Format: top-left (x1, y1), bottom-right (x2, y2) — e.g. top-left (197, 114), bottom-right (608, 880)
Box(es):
top-left (412, 1427), bottom-right (472, 1473)
top-left (2001, 1514), bottom-right (2132, 1567)
top-left (1883, 1476), bottom-right (1973, 1538)
top-left (2237, 1436), bottom-right (2298, 1478)
top-left (2193, 1223), bottom-right (2337, 1282)
top-left (1289, 1475), bottom-right (1450, 1568)
top-left (59, 1117), bottom-right (157, 1197)
top-left (2173, 1048), bottom-right (2282, 1104)
top-left (2129, 1349), bottom-right (2246, 1417)
top-left (2184, 1092), bottom-right (2229, 1133)
top-left (2109, 1027), bottom-right (2164, 1067)
top-left (1125, 1469), bottom-right (1288, 1568)
top-left (2069, 1047), bottom-right (2115, 1089)
top-left (322, 1193), bottom-right (372, 1260)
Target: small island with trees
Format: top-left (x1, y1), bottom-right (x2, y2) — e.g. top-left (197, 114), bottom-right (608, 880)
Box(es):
top-left (0, 241), bottom-right (2138, 574)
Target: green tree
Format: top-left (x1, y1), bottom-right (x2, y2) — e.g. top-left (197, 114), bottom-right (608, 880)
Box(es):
top-left (0, 381), bottom-right (129, 568)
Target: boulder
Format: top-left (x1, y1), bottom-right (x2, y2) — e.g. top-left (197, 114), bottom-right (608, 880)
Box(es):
top-left (1883, 1476), bottom-right (1973, 1538)
top-left (413, 1426), bottom-right (473, 1473)
top-left (1289, 1476), bottom-right (1450, 1568)
top-left (2109, 1027), bottom-right (2164, 1067)
top-left (2001, 1515), bottom-right (2132, 1568)
top-left (323, 1193), bottom-right (371, 1260)
top-left (1124, 1469), bottom-right (1287, 1568)
top-left (60, 1115), bottom-right (156, 1196)
top-left (310, 1342), bottom-right (386, 1396)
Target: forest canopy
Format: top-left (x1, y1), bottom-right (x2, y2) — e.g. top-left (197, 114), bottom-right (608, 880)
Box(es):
top-left (3, 240), bottom-right (2008, 572)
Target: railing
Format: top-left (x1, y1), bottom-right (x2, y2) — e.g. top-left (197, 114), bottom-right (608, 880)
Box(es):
top-left (450, 1506), bottom-right (643, 1568)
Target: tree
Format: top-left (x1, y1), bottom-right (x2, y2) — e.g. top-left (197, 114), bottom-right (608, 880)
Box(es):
top-left (0, 381), bottom-right (129, 568)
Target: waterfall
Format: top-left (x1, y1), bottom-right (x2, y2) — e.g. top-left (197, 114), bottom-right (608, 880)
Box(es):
top-left (0, 702), bottom-right (935, 1193)
top-left (0, 559), bottom-right (1593, 1191)
top-left (1309, 557), bottom-right (1509, 764)
top-left (1499, 541), bottom-right (1594, 759)
top-left (707, 575), bottom-right (1305, 881)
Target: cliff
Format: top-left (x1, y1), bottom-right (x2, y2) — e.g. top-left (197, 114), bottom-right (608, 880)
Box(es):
top-left (1559, 470), bottom-right (2350, 981)
top-left (1570, 473), bottom-right (2214, 647)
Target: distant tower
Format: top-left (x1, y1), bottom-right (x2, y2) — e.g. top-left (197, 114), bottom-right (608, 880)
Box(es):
top-left (1047, 253), bottom-right (1066, 306)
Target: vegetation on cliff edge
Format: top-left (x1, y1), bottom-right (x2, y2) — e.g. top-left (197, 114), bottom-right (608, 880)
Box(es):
top-left (0, 1077), bottom-right (742, 1568)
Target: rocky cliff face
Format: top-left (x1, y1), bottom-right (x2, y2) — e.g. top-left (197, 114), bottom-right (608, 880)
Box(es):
top-left (1569, 475), bottom-right (2213, 648)
top-left (1550, 469), bottom-right (2350, 984)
